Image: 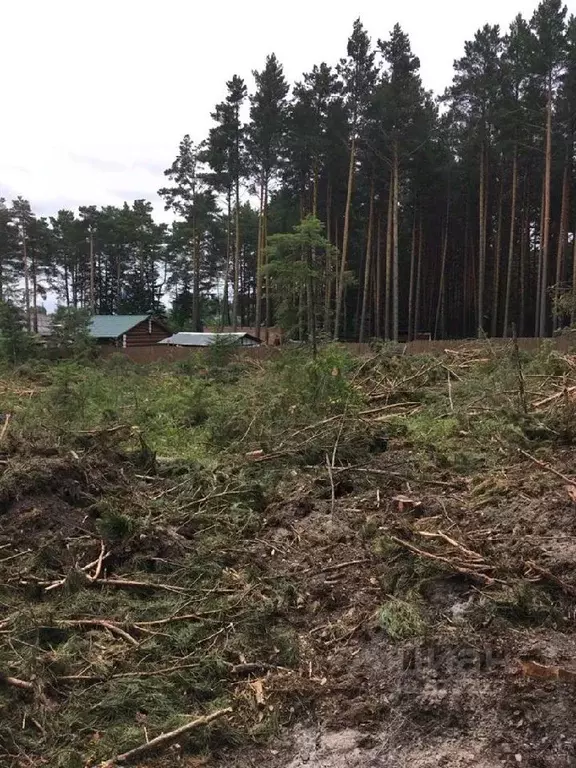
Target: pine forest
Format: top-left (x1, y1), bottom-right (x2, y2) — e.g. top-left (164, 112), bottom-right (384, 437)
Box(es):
top-left (2, 0), bottom-right (576, 342)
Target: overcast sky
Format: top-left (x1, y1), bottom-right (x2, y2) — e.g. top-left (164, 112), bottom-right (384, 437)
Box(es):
top-left (0, 0), bottom-right (552, 220)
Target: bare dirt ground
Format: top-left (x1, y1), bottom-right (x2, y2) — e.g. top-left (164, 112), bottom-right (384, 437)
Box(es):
top-left (211, 449), bottom-right (576, 768)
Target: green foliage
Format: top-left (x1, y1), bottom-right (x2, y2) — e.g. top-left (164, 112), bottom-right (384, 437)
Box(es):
top-left (378, 595), bottom-right (426, 639)
top-left (49, 306), bottom-right (95, 358)
top-left (96, 509), bottom-right (136, 541)
top-left (266, 216), bottom-right (338, 338)
top-left (0, 300), bottom-right (37, 363)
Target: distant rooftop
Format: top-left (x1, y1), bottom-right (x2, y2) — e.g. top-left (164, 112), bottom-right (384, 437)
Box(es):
top-left (159, 332), bottom-right (261, 347)
top-left (89, 315), bottom-right (152, 339)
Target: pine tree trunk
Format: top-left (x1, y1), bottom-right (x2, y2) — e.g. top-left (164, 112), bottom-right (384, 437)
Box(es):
top-left (254, 175), bottom-right (265, 338)
top-left (520, 181), bottom-right (529, 337)
top-left (306, 239), bottom-right (316, 356)
top-left (31, 245), bottom-right (38, 333)
top-left (572, 218), bottom-right (576, 326)
top-left (264, 180), bottom-right (270, 342)
top-left (359, 180), bottom-right (375, 343)
top-left (535, 177), bottom-right (545, 335)
top-left (435, 195), bottom-right (450, 339)
top-left (312, 165), bottom-right (319, 220)
top-left (375, 213), bottom-right (382, 338)
top-left (553, 160), bottom-right (570, 330)
top-left (384, 171), bottom-right (393, 340)
top-left (407, 212), bottom-right (417, 341)
top-left (323, 181), bottom-right (332, 335)
top-left (334, 136), bottom-right (356, 339)
top-left (232, 134), bottom-right (241, 332)
top-left (64, 263), bottom-right (70, 308)
top-left (539, 87), bottom-right (553, 338)
top-left (503, 146), bottom-right (518, 338)
top-left (193, 234), bottom-right (201, 332)
top-left (478, 141), bottom-right (486, 336)
top-left (22, 230), bottom-right (31, 332)
top-left (89, 231), bottom-right (95, 314)
top-left (392, 144), bottom-right (400, 343)
top-left (298, 193), bottom-right (305, 342)
top-left (414, 216), bottom-right (423, 340)
top-left (462, 203), bottom-right (470, 334)
top-left (491, 175), bottom-right (504, 337)
top-left (221, 189), bottom-right (232, 328)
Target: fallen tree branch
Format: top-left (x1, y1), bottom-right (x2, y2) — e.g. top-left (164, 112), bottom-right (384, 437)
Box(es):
top-left (132, 613), bottom-right (207, 627)
top-left (45, 549), bottom-right (111, 592)
top-left (390, 536), bottom-right (496, 585)
top-left (90, 541), bottom-right (106, 582)
top-left (59, 662), bottom-right (202, 683)
top-left (58, 619), bottom-right (138, 646)
top-left (525, 561), bottom-right (576, 597)
top-left (95, 578), bottom-right (188, 594)
top-left (360, 402), bottom-right (420, 416)
top-left (2, 675), bottom-right (33, 690)
top-left (227, 662), bottom-right (290, 676)
top-left (0, 413), bottom-right (11, 444)
top-left (93, 706), bottom-right (233, 767)
top-left (532, 386), bottom-right (576, 410)
top-left (417, 531), bottom-right (484, 562)
top-left (325, 454), bottom-right (336, 514)
top-left (249, 678), bottom-right (266, 708)
top-left (519, 449), bottom-right (576, 487)
top-left (317, 558), bottom-right (370, 574)
top-left (0, 549), bottom-right (31, 565)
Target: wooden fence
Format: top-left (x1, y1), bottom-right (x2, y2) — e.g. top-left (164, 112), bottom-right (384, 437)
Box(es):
top-left (98, 334), bottom-right (576, 364)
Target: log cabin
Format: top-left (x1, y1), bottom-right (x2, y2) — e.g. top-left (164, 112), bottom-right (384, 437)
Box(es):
top-left (90, 315), bottom-right (171, 347)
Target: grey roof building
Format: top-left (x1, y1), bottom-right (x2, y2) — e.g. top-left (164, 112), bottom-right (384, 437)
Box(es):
top-left (159, 332), bottom-right (261, 347)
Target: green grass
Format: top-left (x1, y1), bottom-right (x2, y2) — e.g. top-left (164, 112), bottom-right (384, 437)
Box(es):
top-left (378, 595), bottom-right (427, 640)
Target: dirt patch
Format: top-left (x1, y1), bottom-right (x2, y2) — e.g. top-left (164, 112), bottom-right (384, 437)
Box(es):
top-left (215, 448), bottom-right (576, 768)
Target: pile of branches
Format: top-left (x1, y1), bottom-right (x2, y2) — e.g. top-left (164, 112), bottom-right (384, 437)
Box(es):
top-left (0, 427), bottom-right (313, 767)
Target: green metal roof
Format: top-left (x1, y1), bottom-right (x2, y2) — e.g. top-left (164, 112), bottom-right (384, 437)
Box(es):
top-left (89, 315), bottom-right (151, 339)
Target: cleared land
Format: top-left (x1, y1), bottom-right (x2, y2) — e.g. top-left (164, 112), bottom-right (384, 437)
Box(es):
top-left (1, 342), bottom-right (576, 767)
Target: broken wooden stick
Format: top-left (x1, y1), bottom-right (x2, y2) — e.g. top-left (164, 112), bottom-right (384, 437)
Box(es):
top-left (325, 453), bottom-right (336, 514)
top-left (95, 578), bottom-right (188, 594)
top-left (58, 619), bottom-right (138, 646)
top-left (0, 413), bottom-right (11, 444)
top-left (519, 449), bottom-right (576, 487)
top-left (390, 536), bottom-right (496, 585)
top-left (59, 661), bottom-right (203, 683)
top-left (525, 561), bottom-right (576, 597)
top-left (520, 659), bottom-right (576, 683)
top-left (249, 678), bottom-right (266, 708)
top-left (317, 558), bottom-right (370, 574)
top-left (90, 541), bottom-right (107, 582)
top-left (417, 531), bottom-right (484, 562)
top-left (532, 386), bottom-right (576, 410)
top-left (94, 706), bottom-right (232, 767)
top-left (2, 675), bottom-right (33, 690)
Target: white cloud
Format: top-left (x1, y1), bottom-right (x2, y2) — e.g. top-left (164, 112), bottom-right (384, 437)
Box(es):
top-left (0, 0), bottom-right (543, 219)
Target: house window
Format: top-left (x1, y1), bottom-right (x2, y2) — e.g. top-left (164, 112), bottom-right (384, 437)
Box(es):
top-left (122, 334), bottom-right (127, 348)
top-left (148, 318), bottom-right (152, 334)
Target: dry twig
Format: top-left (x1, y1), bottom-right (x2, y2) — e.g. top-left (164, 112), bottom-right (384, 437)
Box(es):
top-left (3, 676), bottom-right (33, 691)
top-left (519, 449), bottom-right (576, 487)
top-left (93, 707), bottom-right (232, 767)
top-left (391, 536), bottom-right (496, 585)
top-left (0, 413), bottom-right (11, 444)
top-left (58, 619), bottom-right (138, 646)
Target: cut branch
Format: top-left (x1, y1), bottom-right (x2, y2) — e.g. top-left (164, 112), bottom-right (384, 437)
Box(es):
top-left (93, 707), bottom-right (233, 767)
top-left (58, 619), bottom-right (138, 646)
